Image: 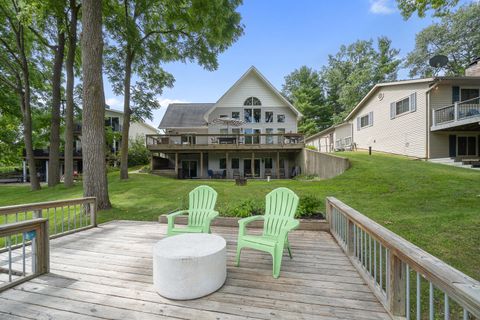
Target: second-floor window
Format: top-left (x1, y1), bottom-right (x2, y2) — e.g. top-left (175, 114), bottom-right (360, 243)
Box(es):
top-left (277, 114), bottom-right (285, 123)
top-left (391, 93), bottom-right (416, 119)
top-left (395, 97), bottom-right (410, 116)
top-left (244, 108), bottom-right (261, 123)
top-left (358, 112), bottom-right (373, 129)
top-left (265, 111), bottom-right (273, 123)
top-left (232, 111), bottom-right (240, 119)
top-left (244, 96), bottom-right (261, 106)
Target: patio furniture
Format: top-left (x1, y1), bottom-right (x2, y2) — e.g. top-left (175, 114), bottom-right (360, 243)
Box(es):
top-left (153, 233), bottom-right (227, 300)
top-left (218, 137), bottom-right (236, 144)
top-left (207, 169), bottom-right (214, 178)
top-left (235, 187), bottom-right (300, 278)
top-left (166, 185), bottom-right (219, 236)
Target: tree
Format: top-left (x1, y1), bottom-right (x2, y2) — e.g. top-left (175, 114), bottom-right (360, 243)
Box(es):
top-left (321, 37), bottom-right (401, 122)
top-left (0, 0), bottom-right (43, 190)
top-left (405, 3), bottom-right (480, 77)
top-left (29, 0), bottom-right (67, 186)
top-left (281, 66), bottom-right (330, 135)
top-left (396, 0), bottom-right (459, 19)
top-left (104, 0), bottom-right (244, 180)
top-left (82, 0), bottom-right (111, 209)
top-left (63, 0), bottom-right (80, 188)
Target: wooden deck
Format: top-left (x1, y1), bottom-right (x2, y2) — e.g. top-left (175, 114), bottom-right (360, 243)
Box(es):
top-left (0, 220), bottom-right (391, 320)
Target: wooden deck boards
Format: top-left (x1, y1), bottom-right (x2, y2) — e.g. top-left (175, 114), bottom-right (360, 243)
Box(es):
top-left (0, 220), bottom-right (391, 319)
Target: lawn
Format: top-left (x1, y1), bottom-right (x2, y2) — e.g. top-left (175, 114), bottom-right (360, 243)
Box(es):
top-left (0, 152), bottom-right (479, 280)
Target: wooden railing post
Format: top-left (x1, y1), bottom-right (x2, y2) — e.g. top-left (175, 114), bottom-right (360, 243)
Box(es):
top-left (454, 102), bottom-right (458, 121)
top-left (90, 199), bottom-right (97, 227)
top-left (388, 252), bottom-right (406, 317)
top-left (347, 218), bottom-right (354, 256)
top-left (36, 219), bottom-right (50, 274)
top-left (326, 199), bottom-right (332, 231)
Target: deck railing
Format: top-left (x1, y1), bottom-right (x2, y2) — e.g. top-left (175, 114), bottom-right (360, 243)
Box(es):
top-left (433, 97), bottom-right (480, 126)
top-left (146, 133), bottom-right (304, 147)
top-left (0, 197), bottom-right (96, 248)
top-left (326, 197), bottom-right (480, 319)
top-left (0, 218), bottom-right (49, 292)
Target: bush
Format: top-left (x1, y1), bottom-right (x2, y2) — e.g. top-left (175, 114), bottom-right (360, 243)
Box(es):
top-left (223, 199), bottom-right (264, 218)
top-left (306, 145), bottom-right (318, 151)
top-left (128, 137), bottom-right (150, 167)
top-left (297, 195), bottom-right (323, 218)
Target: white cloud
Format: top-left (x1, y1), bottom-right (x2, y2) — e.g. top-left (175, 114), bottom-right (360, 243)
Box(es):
top-left (105, 97), bottom-right (123, 108)
top-left (369, 0), bottom-right (395, 14)
top-left (157, 98), bottom-right (189, 108)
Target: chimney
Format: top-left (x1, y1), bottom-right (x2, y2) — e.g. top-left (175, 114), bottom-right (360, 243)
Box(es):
top-left (465, 57), bottom-right (480, 76)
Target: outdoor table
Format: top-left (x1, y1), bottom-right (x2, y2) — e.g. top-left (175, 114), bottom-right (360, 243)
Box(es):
top-left (217, 137), bottom-right (236, 144)
top-left (152, 233), bottom-right (227, 300)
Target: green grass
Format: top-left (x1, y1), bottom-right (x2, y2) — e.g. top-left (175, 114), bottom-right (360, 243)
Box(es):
top-left (0, 152), bottom-right (478, 280)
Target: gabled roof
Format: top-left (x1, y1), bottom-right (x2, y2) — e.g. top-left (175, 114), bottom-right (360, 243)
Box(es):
top-left (305, 122), bottom-right (351, 142)
top-left (159, 103), bottom-right (214, 128)
top-left (203, 66), bottom-right (303, 121)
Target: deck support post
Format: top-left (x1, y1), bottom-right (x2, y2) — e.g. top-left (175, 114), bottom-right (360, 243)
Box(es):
top-left (226, 152), bottom-right (229, 179)
top-left (22, 160), bottom-right (27, 183)
top-left (251, 152), bottom-right (255, 178)
top-left (388, 252), bottom-right (407, 317)
top-left (200, 152), bottom-right (203, 178)
top-left (174, 153), bottom-right (178, 177)
top-left (276, 151), bottom-right (280, 179)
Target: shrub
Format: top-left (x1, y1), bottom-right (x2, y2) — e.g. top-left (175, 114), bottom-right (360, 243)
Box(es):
top-left (297, 195), bottom-right (323, 218)
top-left (306, 145), bottom-right (318, 151)
top-left (128, 137), bottom-right (150, 167)
top-left (223, 199), bottom-right (264, 218)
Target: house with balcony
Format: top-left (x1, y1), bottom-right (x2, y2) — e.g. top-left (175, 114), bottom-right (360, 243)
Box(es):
top-left (306, 58), bottom-right (480, 163)
top-left (147, 66), bottom-right (304, 179)
top-left (22, 106), bottom-right (158, 182)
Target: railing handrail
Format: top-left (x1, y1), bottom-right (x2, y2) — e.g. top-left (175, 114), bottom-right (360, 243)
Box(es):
top-left (0, 197), bottom-right (96, 216)
top-left (146, 133), bottom-right (304, 138)
top-left (435, 96), bottom-right (480, 112)
top-left (326, 197), bottom-right (480, 317)
top-left (0, 218), bottom-right (48, 238)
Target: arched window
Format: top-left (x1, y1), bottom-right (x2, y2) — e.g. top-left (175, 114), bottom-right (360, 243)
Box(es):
top-left (244, 97), bottom-right (261, 106)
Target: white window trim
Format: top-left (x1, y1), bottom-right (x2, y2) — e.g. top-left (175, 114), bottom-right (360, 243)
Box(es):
top-left (393, 96), bottom-right (411, 117)
top-left (359, 113), bottom-right (373, 129)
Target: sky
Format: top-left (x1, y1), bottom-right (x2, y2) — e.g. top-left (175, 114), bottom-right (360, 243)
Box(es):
top-left (103, 0), bottom-right (459, 127)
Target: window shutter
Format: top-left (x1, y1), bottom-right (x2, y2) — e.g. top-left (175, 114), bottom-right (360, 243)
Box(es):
top-left (357, 117), bottom-right (360, 130)
top-left (369, 111), bottom-right (373, 126)
top-left (452, 86), bottom-right (460, 103)
top-left (410, 92), bottom-right (417, 112)
top-left (390, 102), bottom-right (395, 119)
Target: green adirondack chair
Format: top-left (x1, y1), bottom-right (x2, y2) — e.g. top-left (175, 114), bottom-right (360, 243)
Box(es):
top-left (235, 187), bottom-right (300, 278)
top-left (166, 185), bottom-right (219, 236)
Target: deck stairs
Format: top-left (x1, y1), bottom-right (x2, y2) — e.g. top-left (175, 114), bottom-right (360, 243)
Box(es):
top-left (429, 157), bottom-right (480, 170)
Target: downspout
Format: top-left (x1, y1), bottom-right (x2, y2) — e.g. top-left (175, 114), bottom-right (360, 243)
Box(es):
top-left (426, 91), bottom-right (430, 159)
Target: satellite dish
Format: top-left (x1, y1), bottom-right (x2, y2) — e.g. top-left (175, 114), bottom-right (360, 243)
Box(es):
top-left (429, 55), bottom-right (449, 68)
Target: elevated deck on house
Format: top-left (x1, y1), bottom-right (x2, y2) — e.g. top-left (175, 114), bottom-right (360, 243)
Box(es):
top-left (0, 220), bottom-right (391, 320)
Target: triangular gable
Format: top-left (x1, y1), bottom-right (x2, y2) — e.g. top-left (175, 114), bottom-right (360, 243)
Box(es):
top-left (203, 66), bottom-right (302, 121)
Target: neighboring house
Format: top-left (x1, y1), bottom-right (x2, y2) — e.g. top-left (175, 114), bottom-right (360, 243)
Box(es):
top-left (22, 106), bottom-right (158, 182)
top-left (306, 122), bottom-right (353, 152)
top-left (147, 66), bottom-right (304, 179)
top-left (306, 59), bottom-right (480, 159)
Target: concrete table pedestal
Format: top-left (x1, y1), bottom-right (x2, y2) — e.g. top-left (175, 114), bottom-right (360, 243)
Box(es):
top-left (153, 233), bottom-right (227, 300)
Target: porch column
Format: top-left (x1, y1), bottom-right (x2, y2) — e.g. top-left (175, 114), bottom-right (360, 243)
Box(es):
top-left (226, 152), bottom-right (229, 179)
top-left (22, 160), bottom-right (27, 183)
top-left (200, 152), bottom-right (203, 178)
top-left (276, 151), bottom-right (280, 179)
top-left (251, 152), bottom-right (255, 178)
top-left (174, 153), bottom-right (178, 177)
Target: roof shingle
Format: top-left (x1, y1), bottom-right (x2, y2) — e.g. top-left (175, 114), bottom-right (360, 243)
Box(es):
top-left (158, 103), bottom-right (214, 128)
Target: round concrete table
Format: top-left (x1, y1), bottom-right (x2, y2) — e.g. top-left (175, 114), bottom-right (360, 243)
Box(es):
top-left (153, 233), bottom-right (227, 300)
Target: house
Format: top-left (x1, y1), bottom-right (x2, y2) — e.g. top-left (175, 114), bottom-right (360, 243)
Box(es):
top-left (306, 59), bottom-right (480, 160)
top-left (22, 106), bottom-right (158, 182)
top-left (306, 122), bottom-right (353, 152)
top-left (147, 66), bottom-right (305, 179)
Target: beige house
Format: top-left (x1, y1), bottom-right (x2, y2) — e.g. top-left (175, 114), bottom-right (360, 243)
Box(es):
top-left (148, 66), bottom-right (305, 179)
top-left (307, 59), bottom-right (480, 160)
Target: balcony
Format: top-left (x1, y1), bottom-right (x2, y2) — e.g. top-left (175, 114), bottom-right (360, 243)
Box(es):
top-left (146, 133), bottom-right (305, 152)
top-left (432, 97), bottom-right (480, 131)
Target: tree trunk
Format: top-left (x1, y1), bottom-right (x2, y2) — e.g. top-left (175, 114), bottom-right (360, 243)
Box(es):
top-left (48, 18), bottom-right (65, 187)
top-left (64, 0), bottom-right (79, 188)
top-left (119, 50), bottom-right (133, 180)
top-left (82, 0), bottom-right (111, 209)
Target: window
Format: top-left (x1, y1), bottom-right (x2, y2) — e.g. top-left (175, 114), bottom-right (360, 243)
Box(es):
top-left (391, 93), bottom-right (416, 119)
top-left (358, 112), bottom-right (373, 129)
top-left (231, 158), bottom-right (239, 169)
top-left (395, 97), bottom-right (410, 116)
top-left (253, 109), bottom-right (261, 123)
top-left (460, 88), bottom-right (479, 101)
top-left (245, 128), bottom-right (260, 144)
top-left (232, 128), bottom-right (241, 135)
top-left (244, 109), bottom-right (252, 123)
top-left (266, 128), bottom-right (274, 144)
top-left (219, 158), bottom-right (226, 169)
top-left (265, 111), bottom-right (273, 123)
top-left (244, 97), bottom-right (261, 106)
top-left (265, 158), bottom-right (273, 169)
top-left (232, 111), bottom-right (240, 119)
top-left (219, 114), bottom-right (228, 118)
top-left (277, 114), bottom-right (285, 123)
top-left (220, 128), bottom-right (228, 134)
top-left (277, 128), bottom-right (285, 144)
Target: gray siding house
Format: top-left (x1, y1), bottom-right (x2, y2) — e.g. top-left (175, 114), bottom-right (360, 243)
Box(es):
top-left (147, 67), bottom-right (304, 179)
